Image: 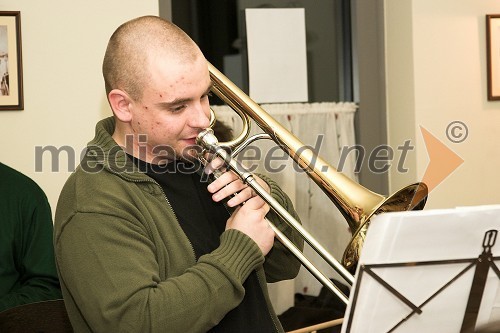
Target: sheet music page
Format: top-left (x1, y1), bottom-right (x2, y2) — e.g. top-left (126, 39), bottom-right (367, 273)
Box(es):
top-left (342, 205), bottom-right (500, 333)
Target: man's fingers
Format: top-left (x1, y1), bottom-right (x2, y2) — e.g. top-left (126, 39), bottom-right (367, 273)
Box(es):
top-left (207, 171), bottom-right (240, 194)
top-left (203, 155), bottom-right (227, 175)
top-left (226, 186), bottom-right (254, 207)
top-left (240, 195), bottom-right (268, 211)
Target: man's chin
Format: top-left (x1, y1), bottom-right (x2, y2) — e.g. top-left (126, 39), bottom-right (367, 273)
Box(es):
top-left (179, 153), bottom-right (197, 163)
top-left (180, 145), bottom-right (203, 162)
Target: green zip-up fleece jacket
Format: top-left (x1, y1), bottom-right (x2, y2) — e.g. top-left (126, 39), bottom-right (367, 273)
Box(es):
top-left (54, 117), bottom-right (304, 333)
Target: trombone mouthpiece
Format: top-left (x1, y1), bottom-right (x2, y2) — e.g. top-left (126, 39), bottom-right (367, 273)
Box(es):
top-left (196, 128), bottom-right (219, 150)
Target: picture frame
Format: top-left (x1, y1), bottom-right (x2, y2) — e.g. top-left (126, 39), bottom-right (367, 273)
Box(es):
top-left (0, 11), bottom-right (23, 110)
top-left (486, 14), bottom-right (500, 101)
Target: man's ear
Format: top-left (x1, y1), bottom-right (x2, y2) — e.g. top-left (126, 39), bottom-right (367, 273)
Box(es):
top-left (108, 89), bottom-right (133, 122)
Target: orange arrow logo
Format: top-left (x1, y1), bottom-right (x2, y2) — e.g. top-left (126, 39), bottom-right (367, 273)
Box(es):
top-left (420, 126), bottom-right (464, 194)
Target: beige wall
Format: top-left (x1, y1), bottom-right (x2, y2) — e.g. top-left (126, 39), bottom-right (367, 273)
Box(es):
top-left (386, 0), bottom-right (500, 209)
top-left (0, 1), bottom-right (159, 214)
top-left (2, 0), bottom-right (498, 214)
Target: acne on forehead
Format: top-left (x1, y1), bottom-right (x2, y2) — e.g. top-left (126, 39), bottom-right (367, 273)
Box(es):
top-left (147, 55), bottom-right (209, 100)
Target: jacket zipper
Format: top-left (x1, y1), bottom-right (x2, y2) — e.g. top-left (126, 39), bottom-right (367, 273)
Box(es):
top-left (145, 178), bottom-right (197, 264)
top-left (256, 269), bottom-right (281, 333)
top-left (108, 168), bottom-right (198, 263)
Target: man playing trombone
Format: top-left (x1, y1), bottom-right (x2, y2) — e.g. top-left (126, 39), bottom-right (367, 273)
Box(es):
top-left (54, 15), bottom-right (303, 333)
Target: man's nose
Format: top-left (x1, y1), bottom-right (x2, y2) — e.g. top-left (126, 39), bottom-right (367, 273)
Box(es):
top-left (189, 102), bottom-right (211, 129)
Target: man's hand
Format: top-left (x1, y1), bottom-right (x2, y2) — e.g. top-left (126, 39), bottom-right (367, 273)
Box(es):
top-left (205, 157), bottom-right (274, 255)
top-left (205, 156), bottom-right (271, 207)
top-left (225, 196), bottom-right (274, 255)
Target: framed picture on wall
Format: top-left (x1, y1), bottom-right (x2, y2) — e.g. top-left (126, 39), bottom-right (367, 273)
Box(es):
top-left (0, 11), bottom-right (23, 110)
top-left (487, 14), bottom-right (500, 101)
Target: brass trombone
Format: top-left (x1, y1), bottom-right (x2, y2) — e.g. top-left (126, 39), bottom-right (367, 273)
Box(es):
top-left (196, 62), bottom-right (429, 304)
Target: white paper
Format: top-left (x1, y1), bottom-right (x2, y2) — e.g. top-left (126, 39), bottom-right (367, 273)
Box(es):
top-left (342, 205), bottom-right (500, 333)
top-left (245, 8), bottom-right (308, 103)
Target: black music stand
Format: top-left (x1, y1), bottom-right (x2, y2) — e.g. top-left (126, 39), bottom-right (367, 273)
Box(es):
top-left (0, 299), bottom-right (73, 333)
top-left (341, 205), bottom-right (500, 333)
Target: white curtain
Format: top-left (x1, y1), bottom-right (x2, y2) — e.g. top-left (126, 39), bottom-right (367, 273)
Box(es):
top-left (211, 102), bottom-right (358, 314)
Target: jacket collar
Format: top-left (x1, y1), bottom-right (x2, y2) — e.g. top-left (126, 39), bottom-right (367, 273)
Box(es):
top-left (84, 117), bottom-right (150, 182)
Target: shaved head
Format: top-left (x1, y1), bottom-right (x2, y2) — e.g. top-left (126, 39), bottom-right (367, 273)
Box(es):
top-left (102, 16), bottom-right (202, 101)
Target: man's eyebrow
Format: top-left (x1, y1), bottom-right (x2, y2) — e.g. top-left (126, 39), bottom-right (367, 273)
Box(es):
top-left (155, 97), bottom-right (191, 109)
top-left (154, 83), bottom-right (214, 109)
